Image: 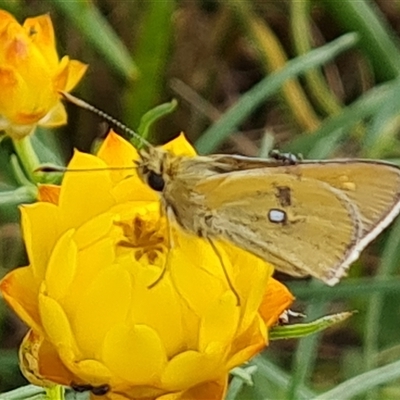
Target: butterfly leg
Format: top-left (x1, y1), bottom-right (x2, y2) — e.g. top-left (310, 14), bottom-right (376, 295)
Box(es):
top-left (147, 206), bottom-right (174, 289)
top-left (207, 238), bottom-right (241, 306)
top-left (269, 149), bottom-right (302, 165)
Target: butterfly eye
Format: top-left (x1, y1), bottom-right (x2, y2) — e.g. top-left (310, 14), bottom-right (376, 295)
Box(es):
top-left (147, 171), bottom-right (165, 192)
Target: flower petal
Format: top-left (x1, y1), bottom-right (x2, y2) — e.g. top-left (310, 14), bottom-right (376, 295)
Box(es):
top-left (72, 266), bottom-right (132, 358)
top-left (20, 203), bottom-right (59, 280)
top-left (102, 324), bottom-right (167, 384)
top-left (38, 184), bottom-right (60, 204)
top-left (258, 278), bottom-right (294, 327)
top-left (159, 378), bottom-right (227, 400)
top-left (45, 229), bottom-right (77, 301)
top-left (58, 151), bottom-right (115, 230)
top-left (23, 14), bottom-right (57, 68)
top-left (199, 291), bottom-right (239, 353)
top-left (162, 351), bottom-right (221, 391)
top-left (0, 267), bottom-right (41, 332)
top-left (20, 330), bottom-right (75, 387)
top-left (162, 133), bottom-right (197, 157)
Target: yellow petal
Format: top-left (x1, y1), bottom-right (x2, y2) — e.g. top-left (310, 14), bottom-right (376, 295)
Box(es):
top-left (170, 234), bottom-right (226, 316)
top-left (97, 131), bottom-right (140, 183)
top-left (199, 291), bottom-right (239, 353)
top-left (159, 378), bottom-right (227, 400)
top-left (73, 212), bottom-right (115, 250)
top-left (45, 229), bottom-right (77, 301)
top-left (102, 324), bottom-right (167, 384)
top-left (20, 203), bottom-right (59, 280)
top-left (62, 237), bottom-right (116, 317)
top-left (226, 316), bottom-right (266, 370)
top-left (129, 265), bottom-right (184, 357)
top-left (23, 14), bottom-right (58, 68)
top-left (63, 59), bottom-right (88, 91)
top-left (72, 266), bottom-right (132, 358)
top-left (38, 101), bottom-right (67, 127)
top-left (0, 267), bottom-right (42, 332)
top-left (39, 291), bottom-right (80, 364)
top-left (162, 351), bottom-right (221, 391)
top-left (161, 133), bottom-right (197, 157)
top-left (59, 151), bottom-right (115, 230)
top-left (73, 359), bottom-right (111, 385)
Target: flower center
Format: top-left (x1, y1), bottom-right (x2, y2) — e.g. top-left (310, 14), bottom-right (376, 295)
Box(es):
top-left (115, 216), bottom-right (168, 265)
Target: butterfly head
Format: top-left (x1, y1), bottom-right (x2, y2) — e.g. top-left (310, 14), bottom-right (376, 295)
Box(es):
top-left (137, 146), bottom-right (173, 192)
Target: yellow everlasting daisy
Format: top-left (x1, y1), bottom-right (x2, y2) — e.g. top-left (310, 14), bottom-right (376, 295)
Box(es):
top-left (0, 10), bottom-right (87, 139)
top-left (0, 132), bottom-right (293, 400)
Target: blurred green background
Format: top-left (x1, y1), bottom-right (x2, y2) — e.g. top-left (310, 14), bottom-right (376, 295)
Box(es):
top-left (1, 0), bottom-right (400, 399)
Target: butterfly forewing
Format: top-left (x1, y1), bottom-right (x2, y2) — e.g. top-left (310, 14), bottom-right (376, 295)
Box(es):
top-left (143, 149), bottom-right (400, 285)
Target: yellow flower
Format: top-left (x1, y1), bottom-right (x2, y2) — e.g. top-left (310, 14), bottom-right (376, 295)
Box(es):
top-left (0, 132), bottom-right (294, 400)
top-left (0, 10), bottom-right (87, 139)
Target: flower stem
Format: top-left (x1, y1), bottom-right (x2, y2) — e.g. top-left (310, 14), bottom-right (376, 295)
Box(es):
top-left (46, 385), bottom-right (65, 400)
top-left (12, 131), bottom-right (41, 182)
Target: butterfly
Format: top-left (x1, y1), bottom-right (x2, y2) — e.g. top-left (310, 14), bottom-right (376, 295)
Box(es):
top-left (62, 92), bottom-right (400, 286)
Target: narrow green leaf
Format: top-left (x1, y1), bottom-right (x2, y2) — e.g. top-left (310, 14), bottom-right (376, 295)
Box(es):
top-left (251, 355), bottom-right (316, 399)
top-left (124, 0), bottom-right (175, 127)
top-left (51, 0), bottom-right (137, 80)
top-left (195, 32), bottom-right (359, 154)
top-left (287, 300), bottom-right (327, 400)
top-left (0, 186), bottom-right (37, 206)
top-left (363, 217), bottom-right (400, 384)
top-left (137, 99), bottom-right (178, 143)
top-left (270, 312), bottom-right (353, 340)
top-left (314, 359), bottom-right (400, 400)
top-left (285, 81), bottom-right (394, 157)
top-left (289, 277), bottom-right (400, 300)
top-left (322, 0), bottom-right (400, 80)
top-left (0, 385), bottom-right (46, 400)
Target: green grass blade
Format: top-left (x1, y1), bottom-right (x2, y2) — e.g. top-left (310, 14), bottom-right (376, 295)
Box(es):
top-left (287, 300), bottom-right (327, 400)
top-left (289, 277), bottom-right (400, 301)
top-left (322, 0), bottom-right (400, 80)
top-left (124, 0), bottom-right (175, 128)
top-left (291, 0), bottom-right (343, 116)
top-left (195, 32), bottom-right (359, 154)
top-left (51, 0), bottom-right (137, 80)
top-left (252, 355), bottom-right (316, 399)
top-left (314, 359), bottom-right (400, 400)
top-left (364, 218), bottom-right (400, 379)
top-left (284, 81), bottom-right (394, 157)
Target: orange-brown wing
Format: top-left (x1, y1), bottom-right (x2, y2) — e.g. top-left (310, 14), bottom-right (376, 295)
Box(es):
top-left (195, 171), bottom-right (362, 285)
top-left (294, 161), bottom-right (400, 242)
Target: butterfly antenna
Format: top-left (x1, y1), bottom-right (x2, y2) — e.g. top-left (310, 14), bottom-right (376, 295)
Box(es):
top-left (60, 91), bottom-right (152, 149)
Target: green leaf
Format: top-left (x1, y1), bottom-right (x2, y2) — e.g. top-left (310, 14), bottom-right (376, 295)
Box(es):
top-left (137, 99), bottom-right (178, 144)
top-left (195, 32), bottom-right (359, 154)
top-left (284, 81), bottom-right (394, 158)
top-left (124, 0), bottom-right (176, 127)
top-left (270, 312), bottom-right (354, 340)
top-left (321, 0), bottom-right (400, 80)
top-left (314, 359), bottom-right (400, 400)
top-left (51, 0), bottom-right (137, 80)
top-left (0, 385), bottom-right (46, 400)
top-left (0, 186), bottom-right (37, 206)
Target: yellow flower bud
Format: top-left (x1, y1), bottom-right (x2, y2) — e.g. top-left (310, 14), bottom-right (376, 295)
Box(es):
top-left (0, 11), bottom-right (87, 139)
top-left (0, 132), bottom-right (293, 399)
